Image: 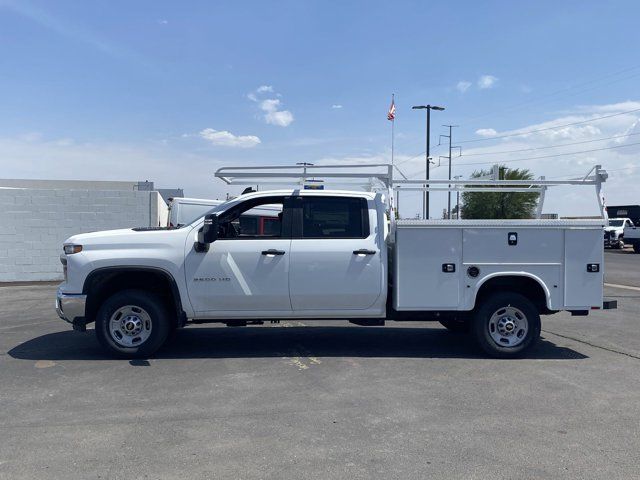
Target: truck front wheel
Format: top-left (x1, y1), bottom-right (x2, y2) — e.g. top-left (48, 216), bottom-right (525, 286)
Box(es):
top-left (95, 289), bottom-right (170, 359)
top-left (472, 292), bottom-right (541, 358)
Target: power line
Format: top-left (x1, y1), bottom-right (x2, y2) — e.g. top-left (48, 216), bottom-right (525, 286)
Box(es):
top-left (457, 107), bottom-right (640, 144)
top-left (458, 131), bottom-right (640, 157)
top-left (452, 141), bottom-right (640, 167)
top-left (395, 144), bottom-right (444, 167)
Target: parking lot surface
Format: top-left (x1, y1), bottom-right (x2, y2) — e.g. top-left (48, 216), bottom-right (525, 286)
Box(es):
top-left (1, 250), bottom-right (639, 479)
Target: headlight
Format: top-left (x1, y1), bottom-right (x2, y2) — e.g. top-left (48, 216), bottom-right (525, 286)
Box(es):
top-left (63, 244), bottom-right (83, 255)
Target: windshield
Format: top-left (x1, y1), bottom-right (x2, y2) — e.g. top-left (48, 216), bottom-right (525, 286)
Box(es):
top-left (609, 219), bottom-right (624, 227)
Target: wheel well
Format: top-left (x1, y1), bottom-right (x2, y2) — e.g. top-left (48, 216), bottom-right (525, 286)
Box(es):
top-left (475, 276), bottom-right (549, 314)
top-left (83, 268), bottom-right (184, 326)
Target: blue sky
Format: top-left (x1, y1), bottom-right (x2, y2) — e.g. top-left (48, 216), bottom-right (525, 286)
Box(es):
top-left (1, 0), bottom-right (639, 217)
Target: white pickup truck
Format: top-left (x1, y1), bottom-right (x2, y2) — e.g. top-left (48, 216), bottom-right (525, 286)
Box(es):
top-left (604, 218), bottom-right (634, 249)
top-left (56, 164), bottom-right (616, 359)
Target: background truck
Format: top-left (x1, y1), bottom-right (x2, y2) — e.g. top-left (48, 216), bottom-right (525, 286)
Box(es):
top-left (604, 218), bottom-right (634, 249)
top-left (56, 164), bottom-right (615, 359)
top-left (167, 197), bottom-right (223, 228)
top-left (624, 223), bottom-right (640, 253)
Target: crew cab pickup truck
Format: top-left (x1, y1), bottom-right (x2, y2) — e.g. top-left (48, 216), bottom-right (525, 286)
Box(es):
top-left (56, 187), bottom-right (615, 359)
top-left (604, 218), bottom-right (634, 249)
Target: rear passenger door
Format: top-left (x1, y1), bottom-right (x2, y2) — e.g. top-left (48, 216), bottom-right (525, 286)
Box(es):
top-left (288, 196), bottom-right (383, 311)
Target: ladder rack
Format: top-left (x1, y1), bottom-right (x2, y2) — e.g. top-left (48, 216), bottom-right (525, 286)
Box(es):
top-left (214, 164), bottom-right (609, 219)
top-left (215, 164), bottom-right (393, 187)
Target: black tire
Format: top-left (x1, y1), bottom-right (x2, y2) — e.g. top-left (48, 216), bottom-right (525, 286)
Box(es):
top-left (95, 289), bottom-right (170, 359)
top-left (472, 292), bottom-right (541, 358)
top-left (439, 318), bottom-right (470, 333)
top-left (634, 243), bottom-right (640, 254)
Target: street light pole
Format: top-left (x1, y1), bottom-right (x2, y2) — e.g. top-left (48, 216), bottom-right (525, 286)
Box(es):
top-left (412, 104), bottom-right (444, 219)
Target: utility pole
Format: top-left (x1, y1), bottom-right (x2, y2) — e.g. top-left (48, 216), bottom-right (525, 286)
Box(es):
top-left (439, 125), bottom-right (460, 219)
top-left (412, 104), bottom-right (444, 219)
top-left (453, 175), bottom-right (463, 219)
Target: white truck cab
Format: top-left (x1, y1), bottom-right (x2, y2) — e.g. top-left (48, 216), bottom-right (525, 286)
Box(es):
top-left (56, 164), bottom-right (617, 359)
top-left (604, 217), bottom-right (634, 249)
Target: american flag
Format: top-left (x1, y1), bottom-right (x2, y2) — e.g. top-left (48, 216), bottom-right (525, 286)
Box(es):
top-left (387, 96), bottom-right (395, 121)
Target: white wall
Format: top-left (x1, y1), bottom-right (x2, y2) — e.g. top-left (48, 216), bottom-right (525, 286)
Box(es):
top-left (0, 179), bottom-right (140, 190)
top-left (0, 188), bottom-right (155, 282)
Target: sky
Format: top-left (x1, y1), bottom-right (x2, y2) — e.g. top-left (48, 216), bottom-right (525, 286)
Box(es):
top-left (1, 0), bottom-right (639, 218)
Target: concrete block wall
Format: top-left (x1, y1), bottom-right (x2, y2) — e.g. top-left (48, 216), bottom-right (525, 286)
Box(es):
top-left (0, 188), bottom-right (154, 282)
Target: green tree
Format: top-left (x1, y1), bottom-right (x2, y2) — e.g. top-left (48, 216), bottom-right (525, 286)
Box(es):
top-left (461, 166), bottom-right (539, 219)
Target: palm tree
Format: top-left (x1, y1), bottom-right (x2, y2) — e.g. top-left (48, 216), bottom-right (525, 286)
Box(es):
top-left (461, 166), bottom-right (539, 219)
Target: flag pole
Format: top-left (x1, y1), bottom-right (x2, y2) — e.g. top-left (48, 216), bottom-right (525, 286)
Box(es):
top-left (387, 94), bottom-right (397, 217)
top-left (390, 94), bottom-right (398, 217)
top-left (391, 93), bottom-right (395, 168)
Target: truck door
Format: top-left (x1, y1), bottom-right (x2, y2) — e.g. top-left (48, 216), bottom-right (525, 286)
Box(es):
top-left (184, 196), bottom-right (293, 314)
top-left (289, 196), bottom-right (383, 311)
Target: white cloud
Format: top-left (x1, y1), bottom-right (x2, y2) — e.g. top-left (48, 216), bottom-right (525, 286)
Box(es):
top-left (575, 101), bottom-right (640, 113)
top-left (332, 104), bottom-right (343, 109)
top-left (475, 128), bottom-right (497, 137)
top-left (247, 86), bottom-right (295, 127)
top-left (264, 110), bottom-right (294, 127)
top-left (456, 81), bottom-right (472, 93)
top-left (198, 128), bottom-right (261, 148)
top-left (478, 75), bottom-right (498, 89)
top-left (157, 19), bottom-right (168, 25)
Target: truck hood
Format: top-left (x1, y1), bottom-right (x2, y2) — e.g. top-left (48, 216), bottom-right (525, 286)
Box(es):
top-left (65, 227), bottom-right (189, 249)
top-left (604, 226), bottom-right (622, 233)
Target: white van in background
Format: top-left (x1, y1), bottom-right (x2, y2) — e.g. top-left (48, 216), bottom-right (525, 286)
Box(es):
top-left (168, 197), bottom-right (223, 228)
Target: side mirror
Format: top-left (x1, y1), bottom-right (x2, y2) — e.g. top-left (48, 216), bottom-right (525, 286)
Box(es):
top-left (198, 214), bottom-right (218, 245)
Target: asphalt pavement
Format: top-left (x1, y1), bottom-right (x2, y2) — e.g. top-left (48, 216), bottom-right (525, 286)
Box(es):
top-left (604, 247), bottom-right (640, 287)
top-left (1, 252), bottom-right (640, 480)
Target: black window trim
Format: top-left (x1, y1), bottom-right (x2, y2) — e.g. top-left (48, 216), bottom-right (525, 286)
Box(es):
top-left (290, 196), bottom-right (370, 239)
top-left (215, 195), bottom-right (293, 240)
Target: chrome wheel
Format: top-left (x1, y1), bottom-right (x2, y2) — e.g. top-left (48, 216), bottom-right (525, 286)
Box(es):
top-left (108, 305), bottom-right (153, 348)
top-left (488, 306), bottom-right (529, 348)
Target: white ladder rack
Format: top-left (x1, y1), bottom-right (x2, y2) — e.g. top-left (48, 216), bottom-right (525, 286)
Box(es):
top-left (214, 164), bottom-right (609, 219)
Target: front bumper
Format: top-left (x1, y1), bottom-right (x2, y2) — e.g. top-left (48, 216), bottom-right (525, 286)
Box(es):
top-left (56, 288), bottom-right (87, 326)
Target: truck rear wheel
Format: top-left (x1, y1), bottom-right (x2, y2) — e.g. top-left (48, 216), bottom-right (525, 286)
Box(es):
top-left (472, 292), bottom-right (540, 358)
top-left (95, 289), bottom-right (170, 359)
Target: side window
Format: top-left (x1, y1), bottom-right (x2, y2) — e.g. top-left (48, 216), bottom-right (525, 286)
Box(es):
top-left (219, 198), bottom-right (285, 239)
top-left (301, 197), bottom-right (368, 238)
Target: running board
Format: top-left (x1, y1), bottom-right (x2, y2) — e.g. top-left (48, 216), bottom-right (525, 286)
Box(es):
top-left (348, 319), bottom-right (385, 326)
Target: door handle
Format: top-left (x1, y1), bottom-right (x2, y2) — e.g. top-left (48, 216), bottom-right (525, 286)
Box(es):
top-left (261, 249), bottom-right (285, 256)
top-left (353, 249), bottom-right (376, 255)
